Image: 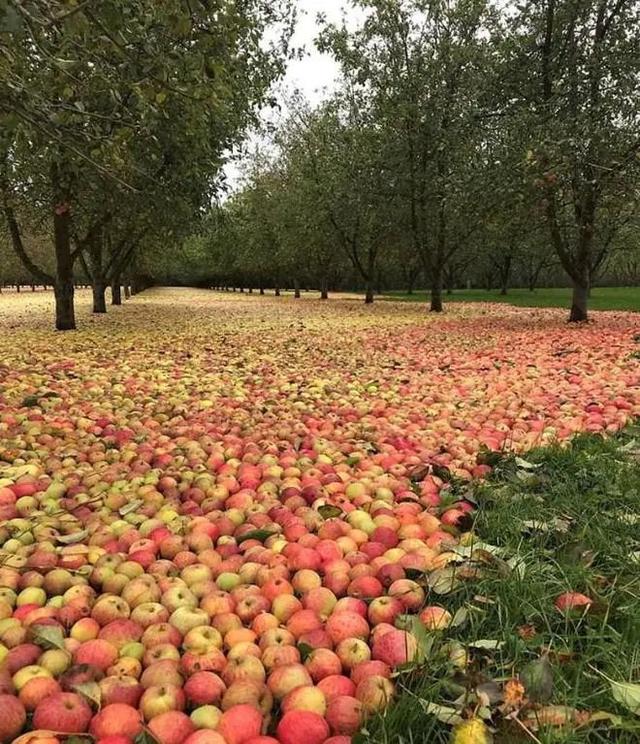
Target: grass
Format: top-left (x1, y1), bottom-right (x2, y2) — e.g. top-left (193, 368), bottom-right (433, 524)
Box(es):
top-left (384, 287), bottom-right (640, 312)
top-left (365, 428), bottom-right (640, 743)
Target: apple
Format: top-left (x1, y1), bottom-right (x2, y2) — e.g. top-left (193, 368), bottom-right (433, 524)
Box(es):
top-left (317, 675), bottom-right (356, 700)
top-left (74, 638), bottom-right (118, 670)
top-left (99, 674), bottom-right (144, 707)
top-left (419, 605), bottom-right (452, 630)
top-left (140, 683), bottom-right (186, 720)
top-left (170, 607), bottom-right (210, 635)
top-left (336, 638), bottom-right (371, 669)
top-left (367, 596), bottom-right (404, 626)
top-left (217, 703), bottom-right (263, 744)
top-left (184, 731), bottom-right (227, 744)
top-left (554, 592), bottom-right (592, 613)
top-left (89, 702), bottom-right (144, 739)
top-left (148, 710), bottom-right (195, 744)
top-left (282, 684), bottom-right (326, 715)
top-left (221, 680), bottom-right (273, 715)
top-left (190, 704), bottom-right (223, 729)
top-left (222, 656), bottom-right (266, 686)
top-left (276, 710), bottom-right (330, 744)
top-left (13, 664), bottom-right (52, 691)
top-left (33, 691), bottom-right (93, 733)
top-left (350, 660), bottom-right (391, 686)
top-left (326, 611), bottom-right (369, 644)
top-left (267, 663), bottom-right (313, 699)
top-left (372, 628), bottom-right (419, 667)
top-left (18, 675), bottom-right (61, 711)
top-left (141, 660), bottom-right (184, 689)
top-left (0, 693), bottom-right (26, 741)
top-left (387, 579), bottom-right (425, 611)
top-left (325, 695), bottom-right (364, 735)
top-left (355, 675), bottom-right (395, 712)
top-left (305, 648), bottom-right (343, 682)
top-left (184, 671), bottom-right (226, 706)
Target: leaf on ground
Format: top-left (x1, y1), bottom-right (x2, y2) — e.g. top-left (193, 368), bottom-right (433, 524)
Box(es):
top-left (119, 499), bottom-right (144, 516)
top-left (418, 700), bottom-right (464, 725)
top-left (73, 681), bottom-right (102, 709)
top-left (297, 642), bottom-right (313, 662)
top-left (609, 679), bottom-right (640, 715)
top-left (514, 457), bottom-right (541, 470)
top-left (453, 541), bottom-right (502, 558)
top-left (428, 566), bottom-right (461, 594)
top-left (57, 529), bottom-right (89, 544)
top-left (31, 623), bottom-right (66, 650)
top-left (469, 639), bottom-right (505, 651)
top-left (317, 504), bottom-right (343, 519)
top-left (521, 518), bottom-right (570, 533)
top-left (476, 680), bottom-right (503, 706)
top-left (450, 606), bottom-right (469, 628)
top-left (135, 731), bottom-right (161, 744)
top-left (236, 528), bottom-right (276, 544)
top-left (410, 615), bottom-right (435, 659)
top-left (523, 705), bottom-right (578, 729)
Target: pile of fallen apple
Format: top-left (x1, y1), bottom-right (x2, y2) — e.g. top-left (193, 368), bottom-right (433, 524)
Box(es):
top-left (1, 294), bottom-right (639, 743)
top-left (0, 451), bottom-right (471, 744)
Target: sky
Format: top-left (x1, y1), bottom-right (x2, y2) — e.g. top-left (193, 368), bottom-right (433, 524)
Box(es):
top-left (224, 0), bottom-right (358, 190)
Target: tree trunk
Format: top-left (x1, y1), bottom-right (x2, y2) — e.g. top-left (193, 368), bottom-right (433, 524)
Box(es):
top-left (52, 188), bottom-right (76, 331)
top-left (248, 287), bottom-right (253, 294)
top-left (364, 279), bottom-right (374, 304)
top-left (16, 284), bottom-right (20, 293)
top-left (275, 287), bottom-right (280, 297)
top-left (124, 285), bottom-right (131, 299)
top-left (54, 281), bottom-right (75, 331)
top-left (259, 286), bottom-right (264, 295)
top-left (294, 278), bottom-right (301, 299)
top-left (92, 282), bottom-right (107, 313)
top-left (320, 277), bottom-right (329, 300)
top-left (499, 255), bottom-right (512, 295)
top-left (430, 265), bottom-right (443, 312)
top-left (111, 282), bottom-right (122, 306)
top-left (569, 278), bottom-right (589, 322)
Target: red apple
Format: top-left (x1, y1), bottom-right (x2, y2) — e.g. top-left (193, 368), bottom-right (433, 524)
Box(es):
top-left (276, 710), bottom-right (330, 744)
top-left (33, 691), bottom-right (93, 733)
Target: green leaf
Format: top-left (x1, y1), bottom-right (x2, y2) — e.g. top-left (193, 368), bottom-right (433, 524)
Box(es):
top-left (31, 623), bottom-right (66, 650)
top-left (21, 395), bottom-right (40, 407)
top-left (57, 529), bottom-right (89, 544)
top-left (418, 700), bottom-right (464, 725)
top-left (468, 639), bottom-right (505, 650)
top-left (135, 730), bottom-right (161, 744)
top-left (410, 615), bottom-right (434, 659)
top-left (317, 504), bottom-right (343, 519)
top-left (609, 679), bottom-right (640, 715)
top-left (73, 681), bottom-right (102, 709)
top-left (297, 642), bottom-right (313, 662)
top-left (514, 456), bottom-right (540, 470)
top-left (450, 606), bottom-right (469, 628)
top-left (236, 528), bottom-right (276, 545)
top-left (119, 499), bottom-right (144, 516)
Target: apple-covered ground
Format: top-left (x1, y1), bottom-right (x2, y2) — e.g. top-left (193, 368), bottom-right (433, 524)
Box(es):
top-left (0, 289), bottom-right (639, 744)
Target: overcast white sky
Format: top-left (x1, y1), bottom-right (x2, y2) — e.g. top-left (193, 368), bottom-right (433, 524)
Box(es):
top-left (224, 0), bottom-right (359, 190)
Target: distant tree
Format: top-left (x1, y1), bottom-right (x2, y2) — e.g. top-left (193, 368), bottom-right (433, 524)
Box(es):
top-left (507, 0), bottom-right (640, 320)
